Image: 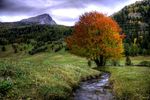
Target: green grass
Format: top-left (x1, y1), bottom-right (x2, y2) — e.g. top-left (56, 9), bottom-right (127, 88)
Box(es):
top-left (130, 56), bottom-right (150, 65)
top-left (0, 44), bottom-right (32, 58)
top-left (1, 48), bottom-right (150, 100)
top-left (118, 56), bottom-right (150, 66)
top-left (0, 52), bottom-right (100, 100)
top-left (99, 66), bottom-right (150, 100)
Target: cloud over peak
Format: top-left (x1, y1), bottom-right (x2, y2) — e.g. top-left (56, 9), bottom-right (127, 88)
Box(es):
top-left (0, 0), bottom-right (142, 26)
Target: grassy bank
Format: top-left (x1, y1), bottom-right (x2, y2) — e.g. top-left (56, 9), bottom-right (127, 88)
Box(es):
top-left (99, 66), bottom-right (150, 100)
top-left (1, 49), bottom-right (150, 100)
top-left (0, 52), bottom-right (100, 100)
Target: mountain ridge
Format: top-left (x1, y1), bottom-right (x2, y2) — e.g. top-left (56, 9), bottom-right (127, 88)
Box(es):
top-left (20, 13), bottom-right (56, 25)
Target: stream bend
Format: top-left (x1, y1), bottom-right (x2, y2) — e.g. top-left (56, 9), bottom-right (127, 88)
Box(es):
top-left (73, 73), bottom-right (113, 100)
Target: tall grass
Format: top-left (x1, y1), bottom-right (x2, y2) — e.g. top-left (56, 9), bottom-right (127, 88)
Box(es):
top-left (99, 66), bottom-right (150, 100)
top-left (0, 52), bottom-right (100, 99)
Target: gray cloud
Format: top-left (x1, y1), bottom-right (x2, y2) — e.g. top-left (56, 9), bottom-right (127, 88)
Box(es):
top-left (0, 0), bottom-right (11, 10)
top-left (0, 0), bottom-right (41, 16)
top-left (54, 16), bottom-right (78, 22)
top-left (44, 0), bottom-right (118, 10)
top-left (0, 0), bottom-right (127, 15)
top-left (0, 0), bottom-right (140, 25)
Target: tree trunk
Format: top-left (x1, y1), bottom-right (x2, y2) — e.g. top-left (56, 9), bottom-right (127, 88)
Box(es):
top-left (94, 56), bottom-right (106, 67)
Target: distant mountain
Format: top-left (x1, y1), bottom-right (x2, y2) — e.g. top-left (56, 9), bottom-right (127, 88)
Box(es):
top-left (20, 14), bottom-right (56, 25)
top-left (0, 14), bottom-right (57, 29)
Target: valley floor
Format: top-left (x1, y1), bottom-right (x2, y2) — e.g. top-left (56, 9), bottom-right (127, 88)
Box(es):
top-left (0, 51), bottom-right (150, 100)
top-left (99, 66), bottom-right (150, 100)
top-left (0, 52), bottom-right (100, 100)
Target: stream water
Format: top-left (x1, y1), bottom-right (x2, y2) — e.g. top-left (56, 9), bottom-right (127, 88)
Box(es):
top-left (73, 73), bottom-right (113, 100)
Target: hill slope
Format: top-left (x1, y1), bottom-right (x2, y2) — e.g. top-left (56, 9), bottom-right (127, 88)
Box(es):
top-left (0, 24), bottom-right (72, 55)
top-left (113, 0), bottom-right (150, 55)
top-left (0, 14), bottom-right (72, 55)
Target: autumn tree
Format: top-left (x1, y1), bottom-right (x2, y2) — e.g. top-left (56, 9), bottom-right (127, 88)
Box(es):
top-left (66, 12), bottom-right (124, 66)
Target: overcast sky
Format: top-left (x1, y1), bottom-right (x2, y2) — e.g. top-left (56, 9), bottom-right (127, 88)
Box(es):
top-left (0, 0), bottom-right (142, 26)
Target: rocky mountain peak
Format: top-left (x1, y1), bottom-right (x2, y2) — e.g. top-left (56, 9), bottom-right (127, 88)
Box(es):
top-left (20, 14), bottom-right (56, 25)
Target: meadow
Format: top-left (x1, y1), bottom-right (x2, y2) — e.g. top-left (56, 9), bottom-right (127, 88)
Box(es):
top-left (99, 66), bottom-right (150, 99)
top-left (0, 49), bottom-right (150, 100)
top-left (0, 50), bottom-right (100, 100)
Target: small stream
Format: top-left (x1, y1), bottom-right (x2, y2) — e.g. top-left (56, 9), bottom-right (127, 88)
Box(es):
top-left (73, 73), bottom-right (113, 100)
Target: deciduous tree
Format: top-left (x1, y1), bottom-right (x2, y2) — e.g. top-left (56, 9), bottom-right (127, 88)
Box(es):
top-left (66, 12), bottom-right (124, 66)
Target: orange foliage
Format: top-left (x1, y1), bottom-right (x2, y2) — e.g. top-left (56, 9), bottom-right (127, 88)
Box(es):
top-left (66, 11), bottom-right (124, 61)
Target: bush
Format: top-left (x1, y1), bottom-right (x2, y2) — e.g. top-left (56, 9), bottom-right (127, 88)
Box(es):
top-left (0, 80), bottom-right (13, 95)
top-left (12, 44), bottom-right (18, 53)
top-left (65, 46), bottom-right (69, 51)
top-left (0, 62), bottom-right (24, 78)
top-left (14, 48), bottom-right (18, 53)
top-left (1, 46), bottom-right (6, 52)
top-left (111, 59), bottom-right (120, 66)
top-left (142, 49), bottom-right (147, 56)
top-left (87, 60), bottom-right (92, 67)
top-left (29, 46), bottom-right (47, 55)
top-left (124, 43), bottom-right (131, 56)
top-left (138, 61), bottom-right (150, 67)
top-left (125, 56), bottom-right (132, 66)
top-left (0, 64), bottom-right (13, 77)
top-left (54, 47), bottom-right (62, 52)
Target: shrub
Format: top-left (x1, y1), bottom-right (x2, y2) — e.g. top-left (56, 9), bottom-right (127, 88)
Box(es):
top-left (12, 44), bottom-right (18, 53)
top-left (111, 59), bottom-right (120, 66)
top-left (54, 47), bottom-right (62, 52)
top-left (87, 60), bottom-right (92, 67)
top-left (0, 80), bottom-right (13, 95)
top-left (142, 49), bottom-right (147, 56)
top-left (0, 64), bottom-right (15, 77)
top-left (29, 46), bottom-right (47, 55)
top-left (125, 56), bottom-right (132, 66)
top-left (139, 61), bottom-right (150, 67)
top-left (65, 46), bottom-right (69, 51)
top-left (1, 46), bottom-right (6, 52)
top-left (0, 62), bottom-right (24, 78)
top-left (14, 48), bottom-right (18, 53)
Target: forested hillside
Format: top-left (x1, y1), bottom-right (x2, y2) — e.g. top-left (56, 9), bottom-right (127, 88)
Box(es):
top-left (0, 24), bottom-right (72, 55)
top-left (0, 25), bottom-right (72, 44)
top-left (113, 0), bottom-right (150, 56)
